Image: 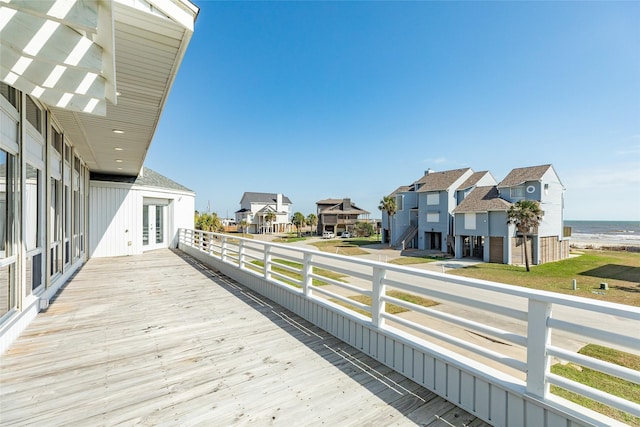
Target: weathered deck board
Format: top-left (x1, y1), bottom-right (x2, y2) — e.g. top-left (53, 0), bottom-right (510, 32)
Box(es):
top-left (0, 249), bottom-right (490, 426)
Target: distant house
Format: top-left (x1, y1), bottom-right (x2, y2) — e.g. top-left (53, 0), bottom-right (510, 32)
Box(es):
top-left (385, 168), bottom-right (479, 251)
top-left (382, 164), bottom-right (568, 265)
top-left (316, 198), bottom-right (370, 236)
top-left (89, 167), bottom-right (195, 257)
top-left (235, 192), bottom-right (292, 234)
top-left (452, 164), bottom-right (569, 265)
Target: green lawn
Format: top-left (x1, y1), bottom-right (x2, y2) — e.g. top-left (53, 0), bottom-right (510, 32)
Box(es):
top-left (309, 239), bottom-right (371, 255)
top-left (250, 259), bottom-right (345, 288)
top-left (551, 344), bottom-right (640, 426)
top-left (448, 250), bottom-right (640, 306)
top-left (389, 255), bottom-right (447, 265)
top-left (331, 289), bottom-right (439, 317)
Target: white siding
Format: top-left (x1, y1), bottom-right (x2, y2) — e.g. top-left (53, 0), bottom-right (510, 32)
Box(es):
top-left (89, 181), bottom-right (195, 258)
top-left (89, 184), bottom-right (138, 258)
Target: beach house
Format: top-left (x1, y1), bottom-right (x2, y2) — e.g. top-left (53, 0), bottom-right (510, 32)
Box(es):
top-left (453, 164), bottom-right (569, 264)
top-left (235, 192), bottom-right (293, 234)
top-left (316, 197), bottom-right (370, 236)
top-left (382, 165), bottom-right (569, 265)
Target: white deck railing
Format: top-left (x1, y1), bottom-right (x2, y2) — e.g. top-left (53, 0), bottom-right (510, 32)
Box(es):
top-left (179, 229), bottom-right (639, 426)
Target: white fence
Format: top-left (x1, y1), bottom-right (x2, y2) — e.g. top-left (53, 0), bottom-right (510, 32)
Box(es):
top-left (179, 229), bottom-right (639, 427)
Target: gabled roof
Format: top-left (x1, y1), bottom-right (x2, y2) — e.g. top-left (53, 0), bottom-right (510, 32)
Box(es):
top-left (452, 186), bottom-right (512, 213)
top-left (317, 198), bottom-right (370, 215)
top-left (497, 164), bottom-right (553, 187)
top-left (241, 192), bottom-right (292, 205)
top-left (458, 171), bottom-right (493, 190)
top-left (387, 185), bottom-right (414, 198)
top-left (415, 168), bottom-right (472, 192)
top-left (316, 198), bottom-right (344, 205)
top-left (90, 167), bottom-right (193, 193)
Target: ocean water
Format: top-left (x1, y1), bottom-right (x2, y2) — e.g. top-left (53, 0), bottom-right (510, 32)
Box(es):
top-left (565, 220), bottom-right (640, 245)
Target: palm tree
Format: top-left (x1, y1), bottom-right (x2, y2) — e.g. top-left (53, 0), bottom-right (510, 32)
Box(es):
top-left (306, 213), bottom-right (318, 236)
top-left (507, 199), bottom-right (543, 272)
top-left (291, 212), bottom-right (306, 237)
top-left (239, 219), bottom-right (249, 236)
top-left (378, 196), bottom-right (397, 247)
top-left (264, 211), bottom-right (276, 234)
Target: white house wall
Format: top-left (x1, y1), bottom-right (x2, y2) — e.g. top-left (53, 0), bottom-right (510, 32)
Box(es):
top-left (89, 181), bottom-right (194, 258)
top-left (538, 168), bottom-right (565, 239)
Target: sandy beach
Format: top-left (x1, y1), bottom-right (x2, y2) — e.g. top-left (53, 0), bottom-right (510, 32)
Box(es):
top-left (569, 233), bottom-right (640, 249)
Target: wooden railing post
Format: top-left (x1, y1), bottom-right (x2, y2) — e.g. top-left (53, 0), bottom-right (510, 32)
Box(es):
top-left (303, 252), bottom-right (313, 297)
top-left (264, 244), bottom-right (272, 281)
top-left (221, 235), bottom-right (227, 262)
top-left (527, 299), bottom-right (552, 398)
top-left (371, 266), bottom-right (387, 328)
top-left (238, 239), bottom-right (245, 269)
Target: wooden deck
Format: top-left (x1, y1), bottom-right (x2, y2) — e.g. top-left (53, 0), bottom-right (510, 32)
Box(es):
top-left (0, 249), bottom-right (490, 426)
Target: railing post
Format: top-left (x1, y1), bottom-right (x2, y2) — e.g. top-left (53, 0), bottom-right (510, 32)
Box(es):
top-left (207, 232), bottom-right (213, 255)
top-left (527, 299), bottom-right (552, 398)
top-left (221, 235), bottom-right (227, 262)
top-left (238, 239), bottom-right (245, 269)
top-left (371, 266), bottom-right (387, 328)
top-left (264, 244), bottom-right (272, 281)
top-left (303, 252), bottom-right (313, 297)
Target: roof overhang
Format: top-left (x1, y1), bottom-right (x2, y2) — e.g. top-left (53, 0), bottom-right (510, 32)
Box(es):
top-left (1, 0), bottom-right (199, 175)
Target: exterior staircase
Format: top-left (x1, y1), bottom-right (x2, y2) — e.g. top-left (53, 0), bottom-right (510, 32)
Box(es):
top-left (395, 225), bottom-right (418, 250)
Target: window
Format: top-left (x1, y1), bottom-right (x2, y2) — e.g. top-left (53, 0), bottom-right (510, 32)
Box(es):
top-left (0, 149), bottom-right (16, 258)
top-left (426, 192), bottom-right (439, 205)
top-left (0, 83), bottom-right (18, 108)
top-left (26, 97), bottom-right (42, 134)
top-left (25, 164), bottom-right (40, 251)
top-left (25, 164), bottom-right (43, 291)
top-left (465, 212), bottom-right (476, 230)
top-left (510, 186), bottom-right (525, 198)
top-left (50, 178), bottom-right (62, 276)
top-left (0, 149), bottom-right (16, 315)
top-left (426, 212), bottom-right (439, 223)
top-left (395, 195), bottom-right (403, 211)
top-left (51, 128), bottom-right (62, 155)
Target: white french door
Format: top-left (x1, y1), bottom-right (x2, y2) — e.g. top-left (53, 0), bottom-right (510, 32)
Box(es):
top-left (142, 200), bottom-right (167, 251)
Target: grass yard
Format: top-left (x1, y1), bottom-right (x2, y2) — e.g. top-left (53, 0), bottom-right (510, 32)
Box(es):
top-left (448, 250), bottom-right (640, 306)
top-left (551, 344), bottom-right (640, 426)
top-left (331, 290), bottom-right (439, 317)
top-left (309, 238), bottom-right (373, 256)
top-left (250, 259), bottom-right (346, 288)
top-left (272, 233), bottom-right (307, 243)
top-left (389, 255), bottom-right (448, 266)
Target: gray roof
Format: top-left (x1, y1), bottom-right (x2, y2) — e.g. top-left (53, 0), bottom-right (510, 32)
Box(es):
top-left (458, 171), bottom-right (492, 190)
top-left (241, 192), bottom-right (292, 205)
top-left (387, 185), bottom-right (414, 198)
top-left (90, 167), bottom-right (193, 192)
top-left (415, 168), bottom-right (472, 192)
top-left (497, 164), bottom-right (552, 187)
top-left (452, 186), bottom-right (512, 213)
top-left (317, 198), bottom-right (369, 215)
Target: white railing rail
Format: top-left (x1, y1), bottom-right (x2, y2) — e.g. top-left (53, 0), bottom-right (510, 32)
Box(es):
top-left (179, 229), bottom-right (640, 423)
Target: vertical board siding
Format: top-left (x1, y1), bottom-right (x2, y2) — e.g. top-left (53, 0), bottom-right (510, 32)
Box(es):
top-left (526, 400), bottom-right (546, 426)
top-left (476, 380), bottom-right (491, 421)
top-left (508, 392), bottom-right (526, 427)
top-left (490, 386), bottom-right (508, 426)
top-left (460, 371), bottom-right (475, 411)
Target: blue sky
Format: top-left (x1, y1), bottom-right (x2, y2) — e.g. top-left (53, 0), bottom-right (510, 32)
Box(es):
top-left (147, 1), bottom-right (640, 221)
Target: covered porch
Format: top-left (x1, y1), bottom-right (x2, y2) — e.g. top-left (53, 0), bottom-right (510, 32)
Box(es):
top-left (0, 249), bottom-right (487, 426)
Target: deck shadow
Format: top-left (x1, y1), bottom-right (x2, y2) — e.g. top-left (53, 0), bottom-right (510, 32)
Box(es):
top-left (171, 249), bottom-right (483, 426)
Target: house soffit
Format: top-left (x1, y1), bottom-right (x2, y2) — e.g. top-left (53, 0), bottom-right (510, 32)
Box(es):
top-left (1, 0), bottom-right (198, 176)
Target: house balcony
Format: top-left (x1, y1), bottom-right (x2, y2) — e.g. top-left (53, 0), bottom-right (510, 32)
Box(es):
top-left (0, 248), bottom-right (488, 426)
top-left (1, 231), bottom-right (638, 426)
